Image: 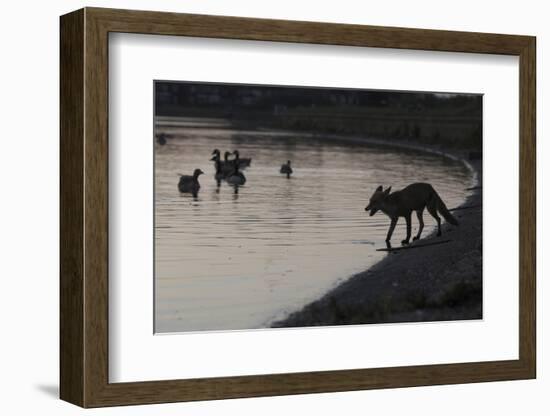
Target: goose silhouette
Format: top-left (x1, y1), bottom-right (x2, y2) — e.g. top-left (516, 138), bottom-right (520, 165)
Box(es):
top-left (232, 150), bottom-right (251, 169)
top-left (210, 149), bottom-right (234, 177)
top-left (280, 160), bottom-right (293, 178)
top-left (177, 169), bottom-right (203, 196)
top-left (226, 160), bottom-right (246, 186)
top-left (156, 133), bottom-right (167, 145)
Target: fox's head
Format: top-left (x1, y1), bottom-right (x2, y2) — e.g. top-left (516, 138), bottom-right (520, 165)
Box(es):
top-left (365, 185), bottom-right (392, 216)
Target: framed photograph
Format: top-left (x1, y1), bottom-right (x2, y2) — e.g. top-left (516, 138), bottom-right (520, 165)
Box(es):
top-left (60, 7), bottom-right (536, 407)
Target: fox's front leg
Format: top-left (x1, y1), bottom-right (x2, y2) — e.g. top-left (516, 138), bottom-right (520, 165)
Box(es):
top-left (402, 213), bottom-right (411, 245)
top-left (413, 210), bottom-right (424, 241)
top-left (386, 218), bottom-right (398, 248)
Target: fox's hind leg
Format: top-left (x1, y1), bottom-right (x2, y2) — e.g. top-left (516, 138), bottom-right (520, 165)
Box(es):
top-left (427, 199), bottom-right (442, 236)
top-left (413, 209), bottom-right (424, 241)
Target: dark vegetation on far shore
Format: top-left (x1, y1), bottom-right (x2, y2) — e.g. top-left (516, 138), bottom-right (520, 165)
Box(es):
top-left (155, 81), bottom-right (482, 152)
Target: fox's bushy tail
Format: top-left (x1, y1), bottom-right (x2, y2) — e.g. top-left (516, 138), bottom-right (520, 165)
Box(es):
top-left (434, 191), bottom-right (459, 226)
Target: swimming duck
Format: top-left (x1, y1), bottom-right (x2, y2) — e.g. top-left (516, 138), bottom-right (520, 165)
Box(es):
top-left (177, 169), bottom-right (204, 196)
top-left (226, 161), bottom-right (246, 186)
top-left (280, 160), bottom-right (293, 178)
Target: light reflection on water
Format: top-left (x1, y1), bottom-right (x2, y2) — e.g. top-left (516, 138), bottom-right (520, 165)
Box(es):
top-left (155, 122), bottom-right (471, 333)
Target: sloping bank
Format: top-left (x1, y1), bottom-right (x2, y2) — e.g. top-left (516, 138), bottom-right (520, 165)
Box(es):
top-left (272, 136), bottom-right (482, 328)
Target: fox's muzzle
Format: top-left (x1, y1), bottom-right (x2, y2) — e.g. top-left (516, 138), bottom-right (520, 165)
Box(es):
top-left (365, 205), bottom-right (378, 216)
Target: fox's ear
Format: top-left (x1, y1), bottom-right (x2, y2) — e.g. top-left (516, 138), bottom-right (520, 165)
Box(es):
top-left (384, 186), bottom-right (392, 195)
top-left (376, 185), bottom-right (383, 192)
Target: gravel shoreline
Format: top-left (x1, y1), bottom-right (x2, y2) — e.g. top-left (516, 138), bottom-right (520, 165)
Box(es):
top-left (273, 142), bottom-right (482, 328)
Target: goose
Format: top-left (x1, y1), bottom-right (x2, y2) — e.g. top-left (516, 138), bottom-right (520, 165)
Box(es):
top-left (210, 150), bottom-right (234, 177)
top-left (223, 151), bottom-right (246, 174)
top-left (156, 133), bottom-right (167, 145)
top-left (226, 161), bottom-right (246, 186)
top-left (280, 160), bottom-right (293, 178)
top-left (211, 149), bottom-right (228, 166)
top-left (177, 169), bottom-right (204, 196)
top-left (210, 154), bottom-right (227, 183)
top-left (232, 150), bottom-right (252, 169)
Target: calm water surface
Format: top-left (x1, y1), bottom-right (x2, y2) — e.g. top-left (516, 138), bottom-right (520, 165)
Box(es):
top-left (155, 118), bottom-right (473, 333)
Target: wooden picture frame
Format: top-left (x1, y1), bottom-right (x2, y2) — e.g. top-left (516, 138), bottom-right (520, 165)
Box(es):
top-left (60, 7), bottom-right (536, 408)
